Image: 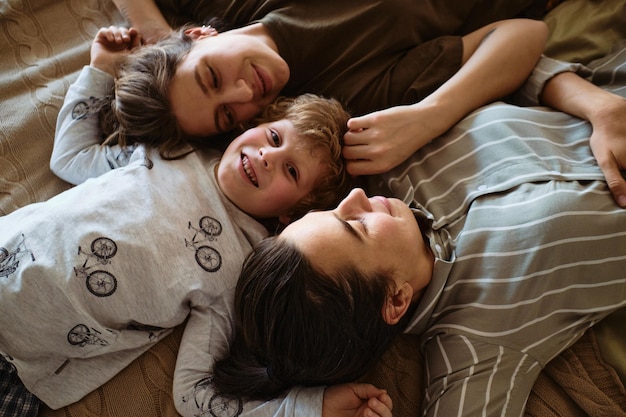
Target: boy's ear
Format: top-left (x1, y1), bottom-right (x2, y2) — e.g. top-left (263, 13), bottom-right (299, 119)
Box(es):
top-left (382, 282), bottom-right (413, 325)
top-left (184, 25), bottom-right (218, 40)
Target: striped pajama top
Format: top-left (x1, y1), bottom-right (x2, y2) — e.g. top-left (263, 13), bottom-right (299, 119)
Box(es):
top-left (368, 46), bottom-right (626, 417)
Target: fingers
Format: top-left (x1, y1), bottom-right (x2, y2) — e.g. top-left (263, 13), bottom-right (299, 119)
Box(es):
top-left (342, 130), bottom-right (390, 176)
top-left (349, 384), bottom-right (393, 417)
top-left (343, 141), bottom-right (398, 175)
top-left (589, 116), bottom-right (626, 209)
top-left (346, 115), bottom-right (369, 134)
top-left (375, 391), bottom-right (393, 410)
top-left (363, 394), bottom-right (393, 417)
top-left (599, 158), bottom-right (626, 208)
top-left (343, 110), bottom-right (417, 175)
top-left (109, 26), bottom-right (133, 44)
top-left (343, 128), bottom-right (368, 149)
top-left (350, 383), bottom-right (389, 402)
top-left (96, 26), bottom-right (141, 47)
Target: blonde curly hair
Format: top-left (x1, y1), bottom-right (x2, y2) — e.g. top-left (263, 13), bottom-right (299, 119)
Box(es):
top-left (254, 94), bottom-right (352, 221)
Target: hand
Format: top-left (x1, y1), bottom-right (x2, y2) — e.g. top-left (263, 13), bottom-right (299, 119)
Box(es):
top-left (342, 103), bottom-right (445, 176)
top-left (588, 96), bottom-right (626, 207)
top-left (322, 383), bottom-right (393, 417)
top-left (111, 0), bottom-right (172, 44)
top-left (90, 26), bottom-right (142, 75)
top-left (540, 72), bottom-right (626, 208)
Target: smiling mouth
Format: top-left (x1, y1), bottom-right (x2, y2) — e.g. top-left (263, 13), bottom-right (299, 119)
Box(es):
top-left (372, 196), bottom-right (392, 215)
top-left (242, 154), bottom-right (259, 187)
top-left (253, 65), bottom-right (267, 97)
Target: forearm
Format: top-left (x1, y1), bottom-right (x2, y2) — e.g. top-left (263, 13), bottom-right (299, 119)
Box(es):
top-left (418, 19), bottom-right (548, 141)
top-left (51, 66), bottom-right (134, 184)
top-left (112, 0), bottom-right (171, 43)
top-left (541, 71), bottom-right (626, 123)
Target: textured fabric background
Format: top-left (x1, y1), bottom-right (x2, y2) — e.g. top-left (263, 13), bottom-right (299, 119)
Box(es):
top-left (0, 0), bottom-right (123, 215)
top-left (0, 0), bottom-right (624, 416)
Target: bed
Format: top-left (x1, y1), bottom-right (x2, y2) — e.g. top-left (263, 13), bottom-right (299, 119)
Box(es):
top-left (0, 0), bottom-right (624, 415)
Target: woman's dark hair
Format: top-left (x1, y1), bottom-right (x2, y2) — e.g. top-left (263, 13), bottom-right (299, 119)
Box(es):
top-left (213, 237), bottom-right (409, 401)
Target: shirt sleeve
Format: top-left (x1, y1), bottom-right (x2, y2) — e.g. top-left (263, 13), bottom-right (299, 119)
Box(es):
top-left (51, 66), bottom-right (137, 185)
top-left (512, 55), bottom-right (593, 107)
top-left (173, 288), bottom-right (326, 417)
top-left (421, 333), bottom-right (541, 417)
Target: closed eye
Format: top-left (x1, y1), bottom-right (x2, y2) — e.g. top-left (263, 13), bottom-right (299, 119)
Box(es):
top-left (347, 218), bottom-right (368, 235)
top-left (334, 214), bottom-right (364, 242)
top-left (209, 66), bottom-right (219, 89)
top-left (195, 68), bottom-right (208, 95)
top-left (357, 217), bottom-right (368, 234)
top-left (219, 106), bottom-right (235, 132)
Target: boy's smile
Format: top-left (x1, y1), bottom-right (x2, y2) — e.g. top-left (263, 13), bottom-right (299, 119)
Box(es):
top-left (217, 119), bottom-right (329, 220)
top-left (241, 154), bottom-right (259, 187)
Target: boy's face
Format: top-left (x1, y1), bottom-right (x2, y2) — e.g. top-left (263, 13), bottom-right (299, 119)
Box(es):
top-left (217, 119), bottom-right (329, 221)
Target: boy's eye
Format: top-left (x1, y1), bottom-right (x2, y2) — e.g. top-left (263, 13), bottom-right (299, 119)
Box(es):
top-left (287, 165), bottom-right (298, 180)
top-left (270, 130), bottom-right (280, 146)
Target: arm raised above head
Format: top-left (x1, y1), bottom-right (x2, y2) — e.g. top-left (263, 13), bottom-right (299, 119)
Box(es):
top-left (90, 26), bottom-right (141, 75)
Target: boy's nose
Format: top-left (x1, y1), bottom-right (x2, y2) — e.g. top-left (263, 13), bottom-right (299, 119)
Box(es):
top-left (259, 147), bottom-right (276, 170)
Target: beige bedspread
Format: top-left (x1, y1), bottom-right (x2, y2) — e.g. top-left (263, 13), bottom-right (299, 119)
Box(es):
top-left (0, 0), bottom-right (124, 215)
top-left (0, 0), bottom-right (624, 416)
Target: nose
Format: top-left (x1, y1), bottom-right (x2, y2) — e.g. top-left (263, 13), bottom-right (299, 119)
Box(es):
top-left (224, 78), bottom-right (254, 103)
top-left (336, 188), bottom-right (371, 215)
top-left (258, 147), bottom-right (280, 170)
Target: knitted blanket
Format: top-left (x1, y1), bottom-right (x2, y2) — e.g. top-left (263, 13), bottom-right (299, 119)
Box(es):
top-left (38, 325), bottom-right (626, 417)
top-left (0, 0), bottom-right (124, 214)
top-left (361, 330), bottom-right (626, 417)
top-left (0, 0), bottom-right (624, 416)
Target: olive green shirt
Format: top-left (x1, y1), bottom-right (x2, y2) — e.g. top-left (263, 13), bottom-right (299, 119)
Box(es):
top-left (156, 0), bottom-right (545, 114)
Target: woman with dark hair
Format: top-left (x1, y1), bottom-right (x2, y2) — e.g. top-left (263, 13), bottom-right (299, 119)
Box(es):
top-left (214, 237), bottom-right (411, 400)
top-left (212, 46), bottom-right (626, 416)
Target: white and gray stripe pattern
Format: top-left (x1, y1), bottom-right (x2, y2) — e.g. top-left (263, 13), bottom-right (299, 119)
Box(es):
top-left (369, 46), bottom-right (626, 417)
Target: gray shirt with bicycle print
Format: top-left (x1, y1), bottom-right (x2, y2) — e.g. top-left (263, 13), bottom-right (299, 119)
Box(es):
top-left (0, 141), bottom-right (267, 409)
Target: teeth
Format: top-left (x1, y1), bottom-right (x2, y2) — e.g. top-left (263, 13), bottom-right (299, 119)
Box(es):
top-left (242, 155), bottom-right (258, 187)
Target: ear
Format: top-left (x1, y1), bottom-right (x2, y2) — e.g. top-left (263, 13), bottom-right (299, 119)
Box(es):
top-left (184, 25), bottom-right (218, 40)
top-left (382, 282), bottom-right (413, 325)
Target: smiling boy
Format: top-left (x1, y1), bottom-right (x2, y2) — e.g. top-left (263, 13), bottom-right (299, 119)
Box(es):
top-left (0, 27), bottom-right (350, 416)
